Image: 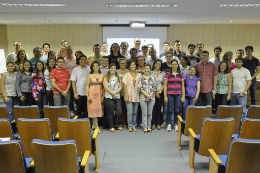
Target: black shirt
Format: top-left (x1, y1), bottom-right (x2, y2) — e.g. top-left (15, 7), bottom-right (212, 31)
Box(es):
top-left (162, 62), bottom-right (171, 73)
top-left (108, 54), bottom-right (124, 69)
top-left (173, 50), bottom-right (186, 60)
top-left (187, 55), bottom-right (200, 66)
top-left (243, 56), bottom-right (260, 82)
top-left (194, 52), bottom-right (201, 60)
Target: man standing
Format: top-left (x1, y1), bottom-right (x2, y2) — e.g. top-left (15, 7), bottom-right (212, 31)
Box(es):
top-left (126, 48), bottom-right (138, 68)
top-left (100, 56), bottom-right (109, 76)
top-left (88, 44), bottom-right (104, 66)
top-left (42, 43), bottom-right (50, 61)
top-left (6, 42), bottom-right (29, 62)
top-left (71, 54), bottom-right (90, 118)
top-left (187, 44), bottom-right (200, 66)
top-left (129, 38), bottom-right (143, 56)
top-left (243, 46), bottom-right (260, 105)
top-left (173, 40), bottom-right (186, 60)
top-left (136, 56), bottom-right (145, 74)
top-left (161, 47), bottom-right (180, 64)
top-left (162, 52), bottom-right (174, 73)
top-left (50, 57), bottom-right (71, 107)
top-left (236, 49), bottom-right (244, 58)
top-left (101, 42), bottom-right (109, 56)
top-left (141, 45), bottom-right (150, 60)
top-left (231, 57), bottom-right (251, 118)
top-left (145, 48), bottom-right (160, 66)
top-left (194, 42), bottom-right (204, 59)
top-left (29, 47), bottom-right (46, 71)
top-left (57, 39), bottom-right (68, 57)
top-left (120, 42), bottom-right (130, 59)
top-left (159, 42), bottom-right (170, 58)
top-left (209, 46), bottom-right (222, 68)
top-left (195, 50), bottom-right (219, 106)
top-left (147, 44), bottom-right (154, 53)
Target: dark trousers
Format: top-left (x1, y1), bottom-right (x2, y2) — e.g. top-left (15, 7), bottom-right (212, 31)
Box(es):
top-left (120, 96), bottom-right (127, 125)
top-left (250, 79), bottom-right (257, 105)
top-left (136, 104), bottom-right (142, 125)
top-left (69, 86), bottom-right (75, 112)
top-left (46, 90), bottom-right (54, 106)
top-left (35, 92), bottom-right (47, 118)
top-left (215, 94), bottom-right (228, 109)
top-left (75, 95), bottom-right (88, 119)
top-left (19, 92), bottom-right (34, 106)
top-left (197, 92), bottom-right (212, 106)
top-left (104, 98), bottom-right (122, 129)
top-left (152, 93), bottom-right (163, 126)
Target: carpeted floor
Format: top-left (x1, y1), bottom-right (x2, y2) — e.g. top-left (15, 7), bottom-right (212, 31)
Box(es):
top-left (87, 125), bottom-right (210, 173)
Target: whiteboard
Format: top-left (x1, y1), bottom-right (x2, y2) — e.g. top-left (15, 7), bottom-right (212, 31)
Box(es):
top-left (0, 49), bottom-right (7, 73)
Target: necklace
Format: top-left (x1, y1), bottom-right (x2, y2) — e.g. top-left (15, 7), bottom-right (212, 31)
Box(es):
top-left (130, 72), bottom-right (137, 88)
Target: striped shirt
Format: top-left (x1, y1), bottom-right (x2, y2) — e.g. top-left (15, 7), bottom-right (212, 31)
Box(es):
top-left (44, 69), bottom-right (53, 91)
top-left (50, 68), bottom-right (71, 94)
top-left (164, 72), bottom-right (184, 95)
top-left (16, 71), bottom-right (32, 97)
top-left (64, 56), bottom-right (77, 74)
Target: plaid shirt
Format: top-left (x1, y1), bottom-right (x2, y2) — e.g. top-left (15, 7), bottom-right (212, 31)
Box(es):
top-left (16, 71), bottom-right (32, 97)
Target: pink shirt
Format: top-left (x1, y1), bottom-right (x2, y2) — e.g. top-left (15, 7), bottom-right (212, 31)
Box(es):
top-left (122, 73), bottom-right (142, 102)
top-left (164, 72), bottom-right (184, 95)
top-left (64, 56), bottom-right (77, 74)
top-left (195, 61), bottom-right (219, 93)
top-left (228, 62), bottom-right (237, 73)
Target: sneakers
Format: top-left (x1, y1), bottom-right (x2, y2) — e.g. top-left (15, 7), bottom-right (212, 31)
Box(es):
top-left (161, 121), bottom-right (166, 127)
top-left (167, 124), bottom-right (171, 131)
top-left (174, 124), bottom-right (178, 132)
top-left (128, 128), bottom-right (132, 132)
top-left (70, 112), bottom-right (75, 118)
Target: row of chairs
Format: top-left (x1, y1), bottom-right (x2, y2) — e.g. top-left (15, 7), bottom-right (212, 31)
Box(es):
top-left (175, 105), bottom-right (260, 173)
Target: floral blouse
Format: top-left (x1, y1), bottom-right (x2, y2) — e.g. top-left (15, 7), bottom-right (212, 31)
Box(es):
top-left (32, 72), bottom-right (46, 99)
top-left (138, 74), bottom-right (157, 101)
top-left (105, 76), bottom-right (120, 99)
top-left (2, 72), bottom-right (17, 96)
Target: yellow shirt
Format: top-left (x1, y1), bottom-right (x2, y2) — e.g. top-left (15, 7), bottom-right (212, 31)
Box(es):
top-left (87, 54), bottom-right (104, 66)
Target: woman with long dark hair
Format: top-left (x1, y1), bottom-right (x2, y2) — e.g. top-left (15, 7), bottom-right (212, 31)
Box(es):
top-left (15, 49), bottom-right (28, 71)
top-left (223, 51), bottom-right (236, 73)
top-left (108, 43), bottom-right (124, 69)
top-left (32, 61), bottom-right (47, 117)
top-left (179, 55), bottom-right (191, 77)
top-left (44, 58), bottom-right (56, 106)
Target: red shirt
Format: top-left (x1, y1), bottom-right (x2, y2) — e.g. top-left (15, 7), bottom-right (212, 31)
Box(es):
top-left (164, 72), bottom-right (184, 95)
top-left (195, 61), bottom-right (219, 93)
top-left (49, 68), bottom-right (71, 94)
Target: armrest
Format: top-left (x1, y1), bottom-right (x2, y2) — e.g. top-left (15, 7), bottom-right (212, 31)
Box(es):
top-left (17, 136), bottom-right (20, 139)
top-left (177, 115), bottom-right (183, 123)
top-left (80, 150), bottom-right (91, 167)
top-left (73, 115), bottom-right (78, 119)
top-left (208, 149), bottom-right (222, 165)
top-left (92, 129), bottom-right (99, 140)
top-left (13, 120), bottom-right (16, 123)
top-left (55, 132), bottom-right (59, 139)
top-left (30, 159), bottom-right (34, 167)
top-left (188, 128), bottom-right (197, 139)
top-left (232, 135), bottom-right (235, 139)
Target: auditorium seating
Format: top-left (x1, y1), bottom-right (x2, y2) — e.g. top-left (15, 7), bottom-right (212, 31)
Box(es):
top-left (0, 105), bottom-right (9, 119)
top-left (247, 105), bottom-right (260, 119)
top-left (233, 118), bottom-right (260, 139)
top-left (216, 105), bottom-right (243, 134)
top-left (0, 119), bottom-right (19, 139)
top-left (31, 139), bottom-right (90, 173)
top-left (188, 118), bottom-right (235, 172)
top-left (13, 105), bottom-right (40, 123)
top-left (177, 105), bottom-right (212, 151)
top-left (208, 138), bottom-right (260, 173)
top-left (0, 140), bottom-right (32, 173)
top-left (57, 118), bottom-right (100, 173)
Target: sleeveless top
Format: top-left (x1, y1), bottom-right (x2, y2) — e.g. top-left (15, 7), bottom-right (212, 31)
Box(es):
top-left (216, 73), bottom-right (228, 94)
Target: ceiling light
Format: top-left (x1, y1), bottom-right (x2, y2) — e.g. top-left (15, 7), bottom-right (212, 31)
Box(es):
top-left (219, 4), bottom-right (260, 7)
top-left (0, 20), bottom-right (14, 22)
top-left (0, 3), bottom-right (65, 7)
top-left (41, 20), bottom-right (87, 23)
top-left (115, 20), bottom-right (160, 22)
top-left (130, 22), bottom-right (145, 28)
top-left (188, 20), bottom-right (232, 23)
top-left (107, 4), bottom-right (177, 7)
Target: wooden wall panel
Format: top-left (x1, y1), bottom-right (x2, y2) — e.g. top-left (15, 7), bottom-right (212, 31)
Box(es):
top-left (0, 25), bottom-right (8, 57)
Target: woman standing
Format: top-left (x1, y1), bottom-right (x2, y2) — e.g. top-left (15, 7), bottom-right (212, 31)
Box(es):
top-left (86, 60), bottom-right (104, 134)
top-left (59, 47), bottom-right (67, 58)
top-left (138, 64), bottom-right (157, 133)
top-left (32, 61), bottom-right (47, 117)
top-left (48, 50), bottom-right (56, 60)
top-left (108, 43), bottom-right (124, 69)
top-left (215, 61), bottom-right (232, 108)
top-left (164, 59), bottom-right (185, 132)
top-left (1, 62), bottom-right (18, 121)
top-left (16, 60), bottom-right (34, 106)
top-left (179, 55), bottom-right (191, 77)
top-left (183, 67), bottom-right (201, 121)
top-left (123, 60), bottom-right (142, 132)
top-left (151, 59), bottom-right (165, 130)
top-left (44, 58), bottom-right (56, 106)
top-left (117, 58), bottom-right (129, 128)
top-left (15, 49), bottom-right (28, 71)
top-left (103, 63), bottom-right (123, 132)
top-left (223, 51), bottom-right (236, 73)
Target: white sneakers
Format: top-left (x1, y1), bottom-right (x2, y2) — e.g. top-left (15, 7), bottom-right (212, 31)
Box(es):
top-left (167, 124), bottom-right (171, 131)
top-left (174, 124), bottom-right (178, 132)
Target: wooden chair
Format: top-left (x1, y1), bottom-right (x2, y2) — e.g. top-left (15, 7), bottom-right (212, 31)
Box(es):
top-left (0, 105), bottom-right (9, 119)
top-left (0, 119), bottom-right (19, 139)
top-left (17, 118), bottom-right (53, 157)
top-left (233, 118), bottom-right (260, 139)
top-left (216, 105), bottom-right (243, 134)
top-left (177, 105), bottom-right (212, 151)
top-left (0, 140), bottom-right (32, 173)
top-left (188, 118), bottom-right (235, 172)
top-left (13, 105), bottom-right (40, 123)
top-left (31, 139), bottom-right (90, 173)
top-left (43, 106), bottom-right (70, 135)
top-left (57, 118), bottom-right (100, 173)
top-left (247, 105), bottom-right (260, 119)
top-left (209, 138), bottom-right (260, 173)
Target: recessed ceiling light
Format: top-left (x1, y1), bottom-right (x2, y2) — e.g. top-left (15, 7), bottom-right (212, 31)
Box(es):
top-left (0, 20), bottom-right (14, 22)
top-left (188, 20), bottom-right (232, 23)
top-left (0, 3), bottom-right (65, 7)
top-left (219, 4), bottom-right (260, 7)
top-left (41, 20), bottom-right (87, 23)
top-left (115, 20), bottom-right (160, 22)
top-left (107, 4), bottom-right (177, 7)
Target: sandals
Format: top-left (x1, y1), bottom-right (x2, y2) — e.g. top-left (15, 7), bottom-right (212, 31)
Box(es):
top-left (144, 129), bottom-right (148, 134)
top-left (109, 128), bottom-right (116, 132)
top-left (116, 127), bottom-right (124, 131)
top-left (157, 125), bottom-right (161, 130)
top-left (151, 125), bottom-right (156, 130)
top-left (148, 128), bottom-right (152, 133)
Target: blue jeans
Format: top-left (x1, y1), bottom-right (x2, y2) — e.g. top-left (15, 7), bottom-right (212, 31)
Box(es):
top-left (231, 93), bottom-right (247, 118)
top-left (183, 96), bottom-right (195, 121)
top-left (167, 94), bottom-right (181, 125)
top-left (5, 96), bottom-right (18, 121)
top-left (126, 101), bottom-right (139, 128)
top-left (250, 79), bottom-right (257, 105)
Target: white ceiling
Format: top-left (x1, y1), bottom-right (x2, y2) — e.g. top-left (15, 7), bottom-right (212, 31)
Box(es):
top-left (0, 0), bottom-right (260, 24)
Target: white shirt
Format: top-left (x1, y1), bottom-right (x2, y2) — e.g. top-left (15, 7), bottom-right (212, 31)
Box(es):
top-left (231, 67), bottom-right (251, 93)
top-left (101, 51), bottom-right (110, 56)
top-left (160, 55), bottom-right (180, 64)
top-left (121, 52), bottom-right (131, 59)
top-left (145, 56), bottom-right (161, 67)
top-left (6, 52), bottom-right (29, 63)
top-left (100, 66), bottom-right (109, 76)
top-left (70, 66), bottom-right (91, 96)
top-left (209, 57), bottom-right (222, 68)
top-left (179, 65), bottom-right (191, 77)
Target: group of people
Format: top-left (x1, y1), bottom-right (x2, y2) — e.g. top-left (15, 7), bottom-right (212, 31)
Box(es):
top-left (1, 38), bottom-right (259, 134)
